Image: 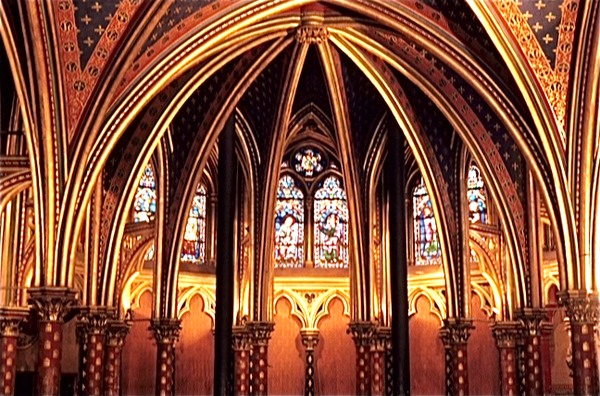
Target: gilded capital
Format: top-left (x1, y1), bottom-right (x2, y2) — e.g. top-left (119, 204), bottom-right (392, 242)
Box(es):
top-left (150, 318), bottom-right (182, 344)
top-left (491, 321), bottom-right (520, 349)
top-left (107, 319), bottom-right (131, 347)
top-left (28, 287), bottom-right (78, 322)
top-left (516, 308), bottom-right (547, 337)
top-left (558, 291), bottom-right (600, 324)
top-left (301, 329), bottom-right (320, 351)
top-left (440, 319), bottom-right (474, 347)
top-left (0, 307), bottom-right (29, 337)
top-left (295, 26), bottom-right (329, 45)
top-left (348, 321), bottom-right (377, 346)
top-left (247, 321), bottom-right (275, 346)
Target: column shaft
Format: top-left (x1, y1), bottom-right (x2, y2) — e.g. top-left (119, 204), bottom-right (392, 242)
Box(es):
top-left (28, 287), bottom-right (77, 396)
top-left (301, 330), bottom-right (319, 396)
top-left (104, 320), bottom-right (130, 396)
top-left (78, 309), bottom-right (110, 396)
top-left (0, 308), bottom-right (27, 396)
top-left (151, 319), bottom-right (181, 396)
top-left (492, 322), bottom-right (520, 396)
top-left (518, 310), bottom-right (546, 396)
top-left (387, 127), bottom-right (410, 396)
top-left (233, 327), bottom-right (250, 396)
top-left (349, 322), bottom-right (376, 396)
top-left (248, 322), bottom-right (273, 396)
top-left (440, 319), bottom-right (473, 396)
top-left (214, 116), bottom-right (237, 396)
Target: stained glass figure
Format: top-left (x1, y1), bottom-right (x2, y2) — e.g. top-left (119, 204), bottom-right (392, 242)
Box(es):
top-left (293, 148), bottom-right (326, 177)
top-left (467, 165), bottom-right (487, 224)
top-left (181, 184), bottom-right (207, 263)
top-left (413, 179), bottom-right (441, 266)
top-left (275, 175), bottom-right (305, 268)
top-left (133, 164), bottom-right (157, 222)
top-left (145, 244), bottom-right (155, 261)
top-left (314, 176), bottom-right (348, 268)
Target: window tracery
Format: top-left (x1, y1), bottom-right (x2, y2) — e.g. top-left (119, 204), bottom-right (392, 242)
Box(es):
top-left (181, 184), bottom-right (208, 263)
top-left (467, 165), bottom-right (487, 224)
top-left (413, 179), bottom-right (441, 266)
top-left (133, 164), bottom-right (157, 223)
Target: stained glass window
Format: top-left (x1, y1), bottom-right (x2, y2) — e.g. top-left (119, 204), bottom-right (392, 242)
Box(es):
top-left (413, 179), bottom-right (441, 266)
top-left (275, 175), bottom-right (305, 268)
top-left (181, 184), bottom-right (207, 263)
top-left (293, 148), bottom-right (326, 177)
top-left (467, 165), bottom-right (487, 224)
top-left (314, 176), bottom-right (348, 268)
top-left (133, 164), bottom-right (157, 222)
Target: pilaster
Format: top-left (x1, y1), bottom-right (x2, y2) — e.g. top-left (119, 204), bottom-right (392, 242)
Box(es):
top-left (0, 307), bottom-right (28, 396)
top-left (517, 309), bottom-right (546, 396)
top-left (348, 321), bottom-right (376, 396)
top-left (492, 321), bottom-right (520, 396)
top-left (300, 329), bottom-right (319, 396)
top-left (77, 307), bottom-right (111, 396)
top-left (559, 291), bottom-right (600, 396)
top-left (440, 318), bottom-right (474, 396)
top-left (247, 321), bottom-right (274, 396)
top-left (150, 318), bottom-right (181, 396)
top-left (233, 326), bottom-right (251, 396)
top-left (104, 319), bottom-right (130, 396)
top-left (28, 287), bottom-right (78, 396)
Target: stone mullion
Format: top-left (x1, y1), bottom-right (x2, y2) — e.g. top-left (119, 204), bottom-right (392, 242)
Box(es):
top-left (77, 309), bottom-right (110, 396)
top-left (492, 322), bottom-right (520, 396)
top-left (0, 308), bottom-right (27, 396)
top-left (517, 310), bottom-right (546, 396)
top-left (28, 287), bottom-right (77, 396)
top-left (104, 320), bottom-right (130, 396)
top-left (559, 291), bottom-right (600, 396)
top-left (150, 319), bottom-right (181, 396)
top-left (248, 321), bottom-right (274, 396)
top-left (300, 329), bottom-right (319, 396)
top-left (233, 327), bottom-right (251, 396)
top-left (440, 319), bottom-right (474, 396)
top-left (349, 322), bottom-right (376, 396)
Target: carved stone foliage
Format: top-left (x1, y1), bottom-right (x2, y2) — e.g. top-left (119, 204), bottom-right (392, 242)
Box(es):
top-left (348, 321), bottom-right (377, 346)
top-left (517, 308), bottom-right (547, 337)
top-left (28, 287), bottom-right (78, 322)
top-left (295, 26), bottom-right (329, 44)
top-left (106, 319), bottom-right (131, 347)
top-left (491, 321), bottom-right (520, 349)
top-left (150, 318), bottom-right (182, 344)
top-left (247, 321), bottom-right (274, 346)
top-left (559, 291), bottom-right (600, 324)
top-left (439, 319), bottom-right (474, 346)
top-left (300, 329), bottom-right (320, 351)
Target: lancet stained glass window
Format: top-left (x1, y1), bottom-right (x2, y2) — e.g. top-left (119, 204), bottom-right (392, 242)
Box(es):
top-left (275, 175), bottom-right (305, 268)
top-left (293, 148), bottom-right (326, 178)
top-left (413, 179), bottom-right (441, 266)
top-left (181, 184), bottom-right (207, 263)
top-left (314, 176), bottom-right (348, 268)
top-left (467, 165), bottom-right (487, 224)
top-left (133, 164), bottom-right (157, 223)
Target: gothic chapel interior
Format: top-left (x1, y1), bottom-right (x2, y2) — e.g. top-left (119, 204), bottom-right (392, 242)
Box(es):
top-left (0, 0), bottom-right (599, 395)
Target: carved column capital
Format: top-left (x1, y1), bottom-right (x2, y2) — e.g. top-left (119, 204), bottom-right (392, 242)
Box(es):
top-left (28, 287), bottom-right (78, 322)
top-left (516, 308), bottom-right (548, 337)
top-left (247, 321), bottom-right (274, 346)
top-left (348, 321), bottom-right (377, 346)
top-left (440, 318), bottom-right (474, 347)
top-left (106, 319), bottom-right (131, 347)
top-left (300, 329), bottom-right (320, 352)
top-left (492, 321), bottom-right (521, 349)
top-left (232, 326), bottom-right (251, 351)
top-left (558, 290), bottom-right (600, 324)
top-left (373, 326), bottom-right (391, 351)
top-left (77, 307), bottom-right (113, 341)
top-left (295, 26), bottom-right (329, 44)
top-left (150, 318), bottom-right (181, 344)
top-left (0, 307), bottom-right (29, 337)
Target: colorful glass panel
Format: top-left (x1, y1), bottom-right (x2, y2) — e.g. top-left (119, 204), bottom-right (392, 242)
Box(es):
top-left (275, 175), bottom-right (305, 268)
top-left (293, 148), bottom-right (326, 177)
top-left (314, 176), bottom-right (348, 268)
top-left (181, 184), bottom-right (207, 263)
top-left (467, 165), bottom-right (487, 224)
top-left (133, 164), bottom-right (157, 222)
top-left (413, 179), bottom-right (441, 266)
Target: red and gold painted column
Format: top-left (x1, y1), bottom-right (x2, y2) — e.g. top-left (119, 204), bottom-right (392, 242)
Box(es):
top-left (349, 322), bottom-right (376, 396)
top-left (77, 308), bottom-right (110, 396)
top-left (0, 307), bottom-right (28, 396)
top-left (440, 319), bottom-right (474, 396)
top-left (248, 321), bottom-right (274, 396)
top-left (492, 322), bottom-right (520, 396)
top-left (150, 318), bottom-right (181, 396)
top-left (233, 326), bottom-right (251, 396)
top-left (371, 328), bottom-right (388, 396)
top-left (560, 291), bottom-right (599, 396)
top-left (300, 329), bottom-right (319, 396)
top-left (103, 319), bottom-right (130, 396)
top-left (28, 287), bottom-right (77, 396)
top-left (517, 309), bottom-right (546, 396)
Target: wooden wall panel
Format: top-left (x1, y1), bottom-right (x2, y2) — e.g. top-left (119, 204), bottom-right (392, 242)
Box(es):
top-left (176, 294), bottom-right (214, 395)
top-left (314, 297), bottom-right (355, 395)
top-left (268, 298), bottom-right (305, 395)
top-left (409, 296), bottom-right (445, 396)
top-left (468, 294), bottom-right (500, 395)
top-left (122, 290), bottom-right (156, 396)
